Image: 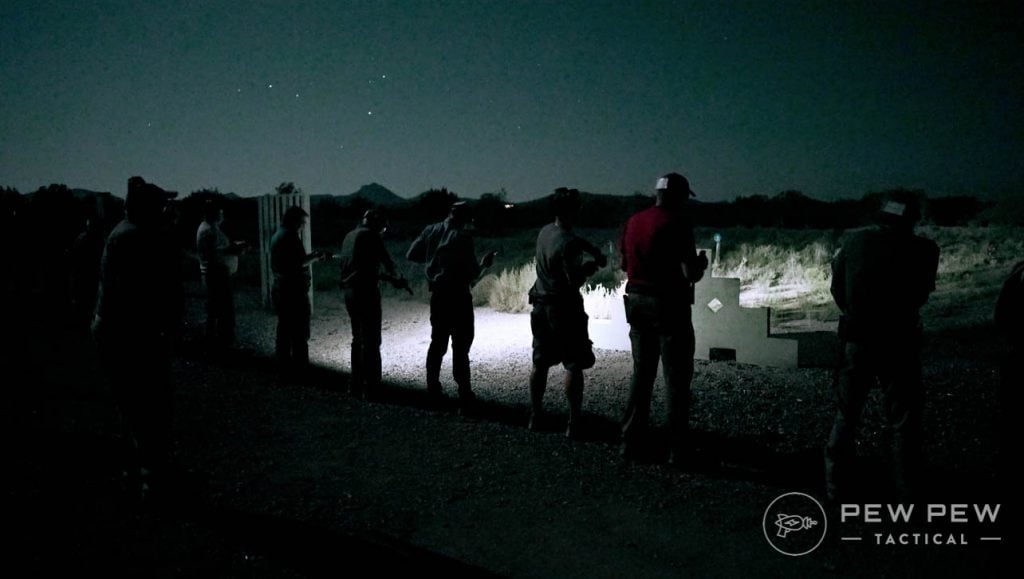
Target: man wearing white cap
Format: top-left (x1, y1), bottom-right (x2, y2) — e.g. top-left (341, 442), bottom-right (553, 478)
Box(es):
top-left (825, 190), bottom-right (939, 502)
top-left (618, 173), bottom-right (708, 464)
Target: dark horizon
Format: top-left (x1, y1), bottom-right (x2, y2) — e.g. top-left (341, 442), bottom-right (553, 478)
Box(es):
top-left (4, 180), bottom-right (1018, 206)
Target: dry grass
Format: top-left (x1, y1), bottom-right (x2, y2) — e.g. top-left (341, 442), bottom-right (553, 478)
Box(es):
top-left (487, 261), bottom-right (536, 313)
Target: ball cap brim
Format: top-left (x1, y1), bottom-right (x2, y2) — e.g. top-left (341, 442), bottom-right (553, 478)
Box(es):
top-left (656, 173), bottom-right (696, 197)
top-left (127, 176), bottom-right (177, 201)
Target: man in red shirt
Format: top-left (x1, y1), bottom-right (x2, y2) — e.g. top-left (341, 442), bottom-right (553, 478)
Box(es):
top-left (618, 173), bottom-right (708, 464)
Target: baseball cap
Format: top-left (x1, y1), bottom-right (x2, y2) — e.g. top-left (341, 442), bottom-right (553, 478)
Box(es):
top-left (656, 173), bottom-right (696, 197)
top-left (126, 176), bottom-right (177, 205)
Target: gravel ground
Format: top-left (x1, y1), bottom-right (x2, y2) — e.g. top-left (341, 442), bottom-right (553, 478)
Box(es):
top-left (5, 280), bottom-right (1011, 577)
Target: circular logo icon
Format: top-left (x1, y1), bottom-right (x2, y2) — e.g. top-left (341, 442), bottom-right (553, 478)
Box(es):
top-left (762, 492), bottom-right (828, 556)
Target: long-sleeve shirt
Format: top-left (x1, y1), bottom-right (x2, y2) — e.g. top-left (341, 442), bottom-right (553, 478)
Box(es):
top-left (406, 217), bottom-right (480, 291)
top-left (338, 224), bottom-right (396, 288)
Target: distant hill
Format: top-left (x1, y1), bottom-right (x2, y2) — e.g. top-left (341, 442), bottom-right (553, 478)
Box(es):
top-left (71, 188), bottom-right (113, 199)
top-left (312, 183), bottom-right (408, 209)
top-left (350, 183), bottom-right (406, 207)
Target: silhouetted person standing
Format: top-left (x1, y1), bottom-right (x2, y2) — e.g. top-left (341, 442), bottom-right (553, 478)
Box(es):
top-left (70, 200), bottom-right (107, 332)
top-left (270, 206), bottom-right (327, 371)
top-left (527, 188), bottom-right (606, 438)
top-left (93, 176), bottom-right (181, 498)
top-left (407, 201), bottom-right (495, 411)
top-left (994, 260), bottom-right (1023, 493)
top-left (196, 202), bottom-right (245, 353)
top-left (825, 192), bottom-right (939, 502)
top-left (618, 173), bottom-right (708, 464)
top-left (338, 209), bottom-right (410, 399)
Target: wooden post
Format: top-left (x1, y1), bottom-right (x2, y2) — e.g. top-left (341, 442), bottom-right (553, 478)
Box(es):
top-left (258, 193), bottom-right (313, 310)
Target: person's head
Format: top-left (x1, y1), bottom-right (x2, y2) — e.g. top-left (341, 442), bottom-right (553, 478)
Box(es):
top-left (551, 187), bottom-right (582, 224)
top-left (447, 201), bottom-right (472, 228)
top-left (282, 205), bottom-right (309, 232)
top-left (877, 190), bottom-right (922, 232)
top-left (203, 201), bottom-right (224, 224)
top-left (125, 176), bottom-right (177, 225)
top-left (362, 208), bottom-right (388, 234)
top-left (654, 172), bottom-right (696, 209)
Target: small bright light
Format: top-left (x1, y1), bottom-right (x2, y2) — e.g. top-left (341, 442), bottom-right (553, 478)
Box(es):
top-left (368, 111), bottom-right (373, 115)
top-left (714, 233), bottom-right (722, 242)
top-left (504, 203), bottom-right (515, 209)
top-left (268, 84), bottom-right (273, 88)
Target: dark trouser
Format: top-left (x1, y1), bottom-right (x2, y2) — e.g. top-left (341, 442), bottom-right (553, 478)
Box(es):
top-left (345, 285), bottom-right (383, 395)
top-left (998, 350), bottom-right (1018, 497)
top-left (203, 267), bottom-right (235, 348)
top-left (273, 287), bottom-right (311, 367)
top-left (621, 294), bottom-right (695, 453)
top-left (427, 288), bottom-right (474, 396)
top-left (825, 339), bottom-right (924, 500)
top-left (95, 329), bottom-right (173, 478)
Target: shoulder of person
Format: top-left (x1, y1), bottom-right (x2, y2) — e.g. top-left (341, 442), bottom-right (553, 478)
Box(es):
top-left (106, 220), bottom-right (138, 244)
top-left (910, 233), bottom-right (940, 256)
top-left (345, 226), bottom-right (367, 240)
top-left (270, 227), bottom-right (289, 244)
top-left (1009, 260), bottom-right (1024, 284)
top-left (836, 226), bottom-right (875, 245)
top-left (417, 222), bottom-right (441, 237)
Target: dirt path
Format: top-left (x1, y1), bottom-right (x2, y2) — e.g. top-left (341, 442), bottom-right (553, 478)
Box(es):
top-left (5, 286), bottom-right (1011, 576)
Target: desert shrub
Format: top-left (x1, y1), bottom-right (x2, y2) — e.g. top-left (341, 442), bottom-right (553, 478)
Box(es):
top-left (921, 226), bottom-right (1024, 277)
top-left (586, 263), bottom-right (624, 291)
top-left (472, 273), bottom-right (499, 307)
top-left (714, 239), bottom-right (837, 308)
top-left (582, 280), bottom-right (625, 320)
top-left (488, 262), bottom-right (536, 313)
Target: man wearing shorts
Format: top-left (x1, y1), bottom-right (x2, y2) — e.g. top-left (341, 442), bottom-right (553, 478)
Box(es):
top-left (527, 187), bottom-right (606, 438)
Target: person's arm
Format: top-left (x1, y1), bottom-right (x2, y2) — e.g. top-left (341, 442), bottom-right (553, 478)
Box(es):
top-left (680, 228), bottom-right (708, 284)
top-left (617, 221), bottom-right (629, 273)
top-left (995, 261), bottom-right (1024, 338)
top-left (196, 225), bottom-right (216, 264)
top-left (577, 237), bottom-right (608, 269)
top-left (465, 231), bottom-right (498, 286)
top-left (92, 238), bottom-right (116, 332)
top-left (376, 239), bottom-right (413, 293)
top-left (566, 237), bottom-right (606, 287)
top-left (302, 250), bottom-right (329, 267)
top-left (376, 233), bottom-right (397, 279)
top-left (406, 226), bottom-right (430, 263)
top-left (830, 247), bottom-right (847, 312)
top-left (917, 239), bottom-right (939, 306)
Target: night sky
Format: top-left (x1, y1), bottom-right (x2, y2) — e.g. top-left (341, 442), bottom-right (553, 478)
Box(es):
top-left (2, 0), bottom-right (1021, 202)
